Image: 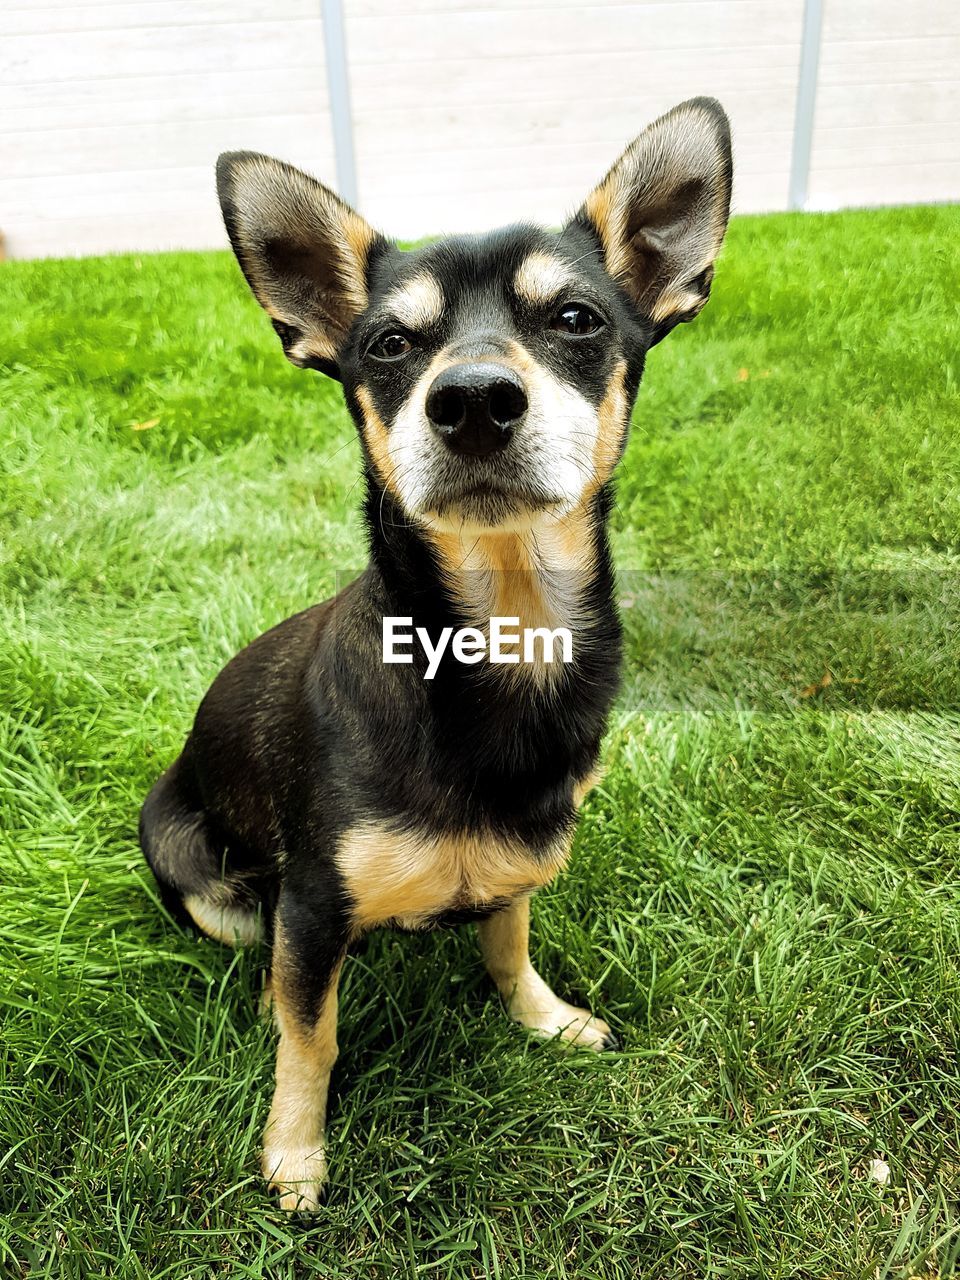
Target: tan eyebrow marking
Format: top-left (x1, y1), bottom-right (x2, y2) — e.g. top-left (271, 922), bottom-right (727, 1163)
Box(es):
top-left (513, 251), bottom-right (579, 306)
top-left (381, 272), bottom-right (444, 330)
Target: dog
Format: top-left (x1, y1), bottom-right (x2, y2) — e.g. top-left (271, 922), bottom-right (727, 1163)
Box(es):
top-left (140, 97), bottom-right (732, 1211)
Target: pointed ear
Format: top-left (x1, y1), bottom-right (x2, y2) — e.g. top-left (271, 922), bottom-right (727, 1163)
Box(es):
top-left (216, 151), bottom-right (385, 374)
top-left (576, 98), bottom-right (732, 343)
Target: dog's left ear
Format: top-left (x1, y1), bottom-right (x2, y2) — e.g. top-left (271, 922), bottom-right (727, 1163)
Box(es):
top-left (576, 97), bottom-right (732, 344)
top-left (216, 152), bottom-right (385, 377)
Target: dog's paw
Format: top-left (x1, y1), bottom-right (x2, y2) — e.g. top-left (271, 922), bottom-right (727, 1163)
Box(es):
top-left (551, 1005), bottom-right (616, 1052)
top-left (512, 996), bottom-right (617, 1053)
top-left (262, 1144), bottom-right (328, 1212)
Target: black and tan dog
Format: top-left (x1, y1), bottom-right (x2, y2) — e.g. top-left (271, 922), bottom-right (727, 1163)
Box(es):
top-left (140, 98), bottom-right (732, 1210)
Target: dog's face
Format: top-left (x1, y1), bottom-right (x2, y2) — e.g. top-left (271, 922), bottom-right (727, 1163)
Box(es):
top-left (217, 98), bottom-right (731, 532)
top-left (340, 224), bottom-right (645, 532)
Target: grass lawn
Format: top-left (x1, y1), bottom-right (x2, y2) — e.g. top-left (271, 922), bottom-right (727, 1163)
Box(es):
top-left (2, 203), bottom-right (960, 1278)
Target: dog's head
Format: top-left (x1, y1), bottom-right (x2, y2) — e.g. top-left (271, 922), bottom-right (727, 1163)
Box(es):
top-left (217, 98), bottom-right (731, 533)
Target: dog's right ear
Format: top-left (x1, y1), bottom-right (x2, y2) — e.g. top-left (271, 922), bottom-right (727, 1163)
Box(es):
top-left (216, 152), bottom-right (385, 377)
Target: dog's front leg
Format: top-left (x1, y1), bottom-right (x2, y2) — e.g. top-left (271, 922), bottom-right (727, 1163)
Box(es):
top-left (478, 896), bottom-right (615, 1051)
top-left (262, 896), bottom-right (347, 1211)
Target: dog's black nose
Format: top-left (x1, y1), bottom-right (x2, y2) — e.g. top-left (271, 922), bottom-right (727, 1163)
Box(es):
top-left (425, 363), bottom-right (527, 457)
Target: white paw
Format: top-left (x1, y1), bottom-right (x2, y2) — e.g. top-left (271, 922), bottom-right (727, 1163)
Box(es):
top-left (512, 997), bottom-right (616, 1052)
top-left (262, 1144), bottom-right (328, 1212)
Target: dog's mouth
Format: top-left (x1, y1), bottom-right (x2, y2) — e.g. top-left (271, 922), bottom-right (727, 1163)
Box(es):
top-left (423, 478), bottom-right (562, 528)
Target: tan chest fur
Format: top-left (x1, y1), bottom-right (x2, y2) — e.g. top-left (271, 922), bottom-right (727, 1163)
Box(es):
top-left (335, 823), bottom-right (572, 931)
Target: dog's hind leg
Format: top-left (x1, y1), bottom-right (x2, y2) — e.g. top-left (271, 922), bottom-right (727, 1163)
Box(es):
top-left (140, 748), bottom-right (264, 946)
top-left (477, 897), bottom-right (616, 1051)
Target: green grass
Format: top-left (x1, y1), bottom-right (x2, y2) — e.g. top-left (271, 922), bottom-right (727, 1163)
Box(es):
top-left (2, 203), bottom-right (960, 1278)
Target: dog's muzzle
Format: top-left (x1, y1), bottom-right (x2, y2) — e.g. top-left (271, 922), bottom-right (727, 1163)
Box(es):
top-left (425, 362), bottom-right (527, 459)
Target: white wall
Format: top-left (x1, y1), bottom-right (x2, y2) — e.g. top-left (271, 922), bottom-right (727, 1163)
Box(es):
top-left (807, 0), bottom-right (960, 209)
top-left (1, 0), bottom-right (957, 259)
top-left (0, 1), bottom-right (337, 258)
top-left (346, 0), bottom-right (803, 239)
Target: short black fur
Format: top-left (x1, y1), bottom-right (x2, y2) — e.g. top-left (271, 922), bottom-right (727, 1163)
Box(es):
top-left (141, 100), bottom-right (733, 1209)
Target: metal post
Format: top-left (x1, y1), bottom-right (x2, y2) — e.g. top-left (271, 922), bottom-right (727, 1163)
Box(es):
top-left (788, 0), bottom-right (824, 211)
top-left (321, 0), bottom-right (359, 207)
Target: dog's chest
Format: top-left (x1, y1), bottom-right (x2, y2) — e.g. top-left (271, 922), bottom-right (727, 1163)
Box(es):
top-left (335, 822), bottom-right (570, 931)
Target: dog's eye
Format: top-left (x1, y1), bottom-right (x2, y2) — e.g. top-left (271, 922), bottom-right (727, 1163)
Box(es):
top-left (369, 332), bottom-right (413, 361)
top-left (550, 304), bottom-right (604, 336)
